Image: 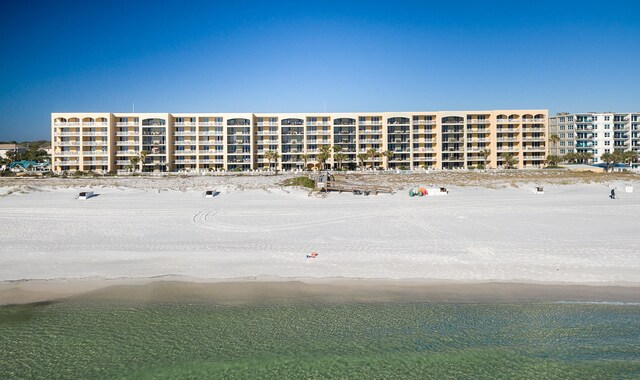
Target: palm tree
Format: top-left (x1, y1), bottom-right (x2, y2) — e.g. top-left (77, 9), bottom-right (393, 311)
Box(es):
top-left (500, 152), bottom-right (517, 169)
top-left (621, 150), bottom-right (638, 169)
top-left (300, 154), bottom-right (310, 170)
top-left (317, 145), bottom-right (331, 170)
top-left (479, 149), bottom-right (491, 169)
top-left (366, 148), bottom-right (378, 169)
top-left (578, 152), bottom-right (593, 164)
top-left (563, 152), bottom-right (578, 164)
top-left (334, 153), bottom-right (347, 170)
top-left (381, 150), bottom-right (394, 169)
top-left (545, 155), bottom-right (561, 167)
top-left (549, 134), bottom-right (560, 155)
top-left (138, 151), bottom-right (148, 172)
top-left (129, 156), bottom-right (139, 173)
top-left (264, 150), bottom-right (279, 172)
top-left (357, 153), bottom-right (367, 169)
top-left (601, 152), bottom-right (614, 172)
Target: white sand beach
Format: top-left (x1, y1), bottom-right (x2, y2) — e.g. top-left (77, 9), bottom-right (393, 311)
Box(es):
top-left (1, 173), bottom-right (639, 290)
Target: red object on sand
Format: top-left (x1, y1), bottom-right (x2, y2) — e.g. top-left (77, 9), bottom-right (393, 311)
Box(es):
top-left (307, 251), bottom-right (319, 258)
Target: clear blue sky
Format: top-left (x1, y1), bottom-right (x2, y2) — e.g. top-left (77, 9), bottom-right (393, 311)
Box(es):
top-left (1, 0), bottom-right (639, 140)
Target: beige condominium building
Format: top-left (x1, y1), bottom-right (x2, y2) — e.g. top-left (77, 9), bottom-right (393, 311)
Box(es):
top-left (51, 110), bottom-right (548, 173)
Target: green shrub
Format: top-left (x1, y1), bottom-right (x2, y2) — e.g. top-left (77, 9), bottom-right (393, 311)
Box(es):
top-left (282, 176), bottom-right (315, 189)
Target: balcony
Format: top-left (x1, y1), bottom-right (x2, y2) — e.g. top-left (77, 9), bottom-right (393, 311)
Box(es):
top-left (174, 140), bottom-right (197, 145)
top-left (54, 122), bottom-right (80, 127)
top-left (256, 122), bottom-right (279, 126)
top-left (55, 160), bottom-right (79, 165)
top-left (522, 118), bottom-right (546, 123)
top-left (412, 120), bottom-right (436, 125)
top-left (174, 131), bottom-right (197, 136)
top-left (54, 131), bottom-right (81, 136)
top-left (358, 120), bottom-right (383, 126)
top-left (306, 121), bottom-right (331, 126)
top-left (467, 119), bottom-right (491, 124)
top-left (116, 141), bottom-right (139, 146)
top-left (199, 159), bottom-right (224, 164)
top-left (174, 122), bottom-right (196, 127)
top-left (83, 160), bottom-right (109, 165)
top-left (82, 122), bottom-right (109, 127)
top-left (116, 131), bottom-right (138, 136)
top-left (174, 150), bottom-right (197, 155)
top-left (198, 150), bottom-right (224, 154)
top-left (83, 131), bottom-right (109, 136)
top-left (198, 121), bottom-right (224, 127)
top-left (116, 151), bottom-right (139, 156)
top-left (116, 122), bottom-right (138, 127)
top-left (174, 159), bottom-right (197, 164)
top-left (497, 119), bottom-right (520, 124)
top-left (83, 151), bottom-right (108, 156)
top-left (56, 141), bottom-right (81, 146)
top-left (83, 141), bottom-right (109, 146)
top-left (497, 137), bottom-right (518, 142)
top-left (55, 151), bottom-right (81, 156)
top-left (257, 131), bottom-right (278, 135)
top-left (199, 131), bottom-right (224, 136)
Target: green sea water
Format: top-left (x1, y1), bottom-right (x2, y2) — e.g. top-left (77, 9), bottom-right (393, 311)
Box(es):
top-left (1, 301), bottom-right (639, 379)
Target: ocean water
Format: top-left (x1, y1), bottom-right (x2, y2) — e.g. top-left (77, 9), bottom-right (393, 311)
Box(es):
top-left (1, 301), bottom-right (639, 379)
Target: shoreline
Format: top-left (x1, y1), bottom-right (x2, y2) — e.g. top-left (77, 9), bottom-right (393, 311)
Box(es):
top-left (2, 276), bottom-right (640, 305)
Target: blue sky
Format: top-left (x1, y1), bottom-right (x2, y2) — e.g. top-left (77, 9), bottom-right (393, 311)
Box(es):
top-left (1, 0), bottom-right (639, 140)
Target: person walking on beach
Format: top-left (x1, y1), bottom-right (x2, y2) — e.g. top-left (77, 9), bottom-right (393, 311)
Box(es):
top-left (610, 188), bottom-right (616, 199)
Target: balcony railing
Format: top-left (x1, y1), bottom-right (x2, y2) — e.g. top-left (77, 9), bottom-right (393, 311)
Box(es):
top-left (56, 141), bottom-right (81, 146)
top-left (116, 131), bottom-right (138, 136)
top-left (199, 159), bottom-right (225, 164)
top-left (55, 152), bottom-right (81, 156)
top-left (198, 150), bottom-right (224, 154)
top-left (116, 151), bottom-right (140, 156)
top-left (197, 121), bottom-right (224, 126)
top-left (55, 160), bottom-right (79, 165)
top-left (174, 131), bottom-right (197, 136)
top-left (174, 122), bottom-right (196, 127)
top-left (116, 122), bottom-right (138, 127)
top-left (199, 131), bottom-right (224, 136)
top-left (54, 132), bottom-right (81, 136)
top-left (412, 120), bottom-right (436, 125)
top-left (83, 160), bottom-right (109, 165)
top-left (82, 141), bottom-right (108, 146)
top-left (54, 122), bottom-right (80, 127)
top-left (174, 159), bottom-right (197, 164)
top-left (82, 131), bottom-right (108, 136)
top-left (497, 119), bottom-right (520, 123)
top-left (83, 151), bottom-right (108, 156)
top-left (116, 141), bottom-right (139, 146)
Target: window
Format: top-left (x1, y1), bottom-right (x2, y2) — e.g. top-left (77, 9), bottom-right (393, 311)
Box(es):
top-left (605, 132), bottom-right (610, 137)
top-left (605, 141), bottom-right (610, 146)
top-left (605, 116), bottom-right (611, 121)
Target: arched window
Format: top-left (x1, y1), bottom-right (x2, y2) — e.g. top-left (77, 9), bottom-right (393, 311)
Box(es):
top-left (496, 114), bottom-right (507, 120)
top-left (441, 116), bottom-right (464, 124)
top-left (334, 118), bottom-right (355, 125)
top-left (387, 117), bottom-right (410, 125)
top-left (227, 118), bottom-right (250, 126)
top-left (281, 118), bottom-right (304, 125)
top-left (142, 118), bottom-right (166, 126)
